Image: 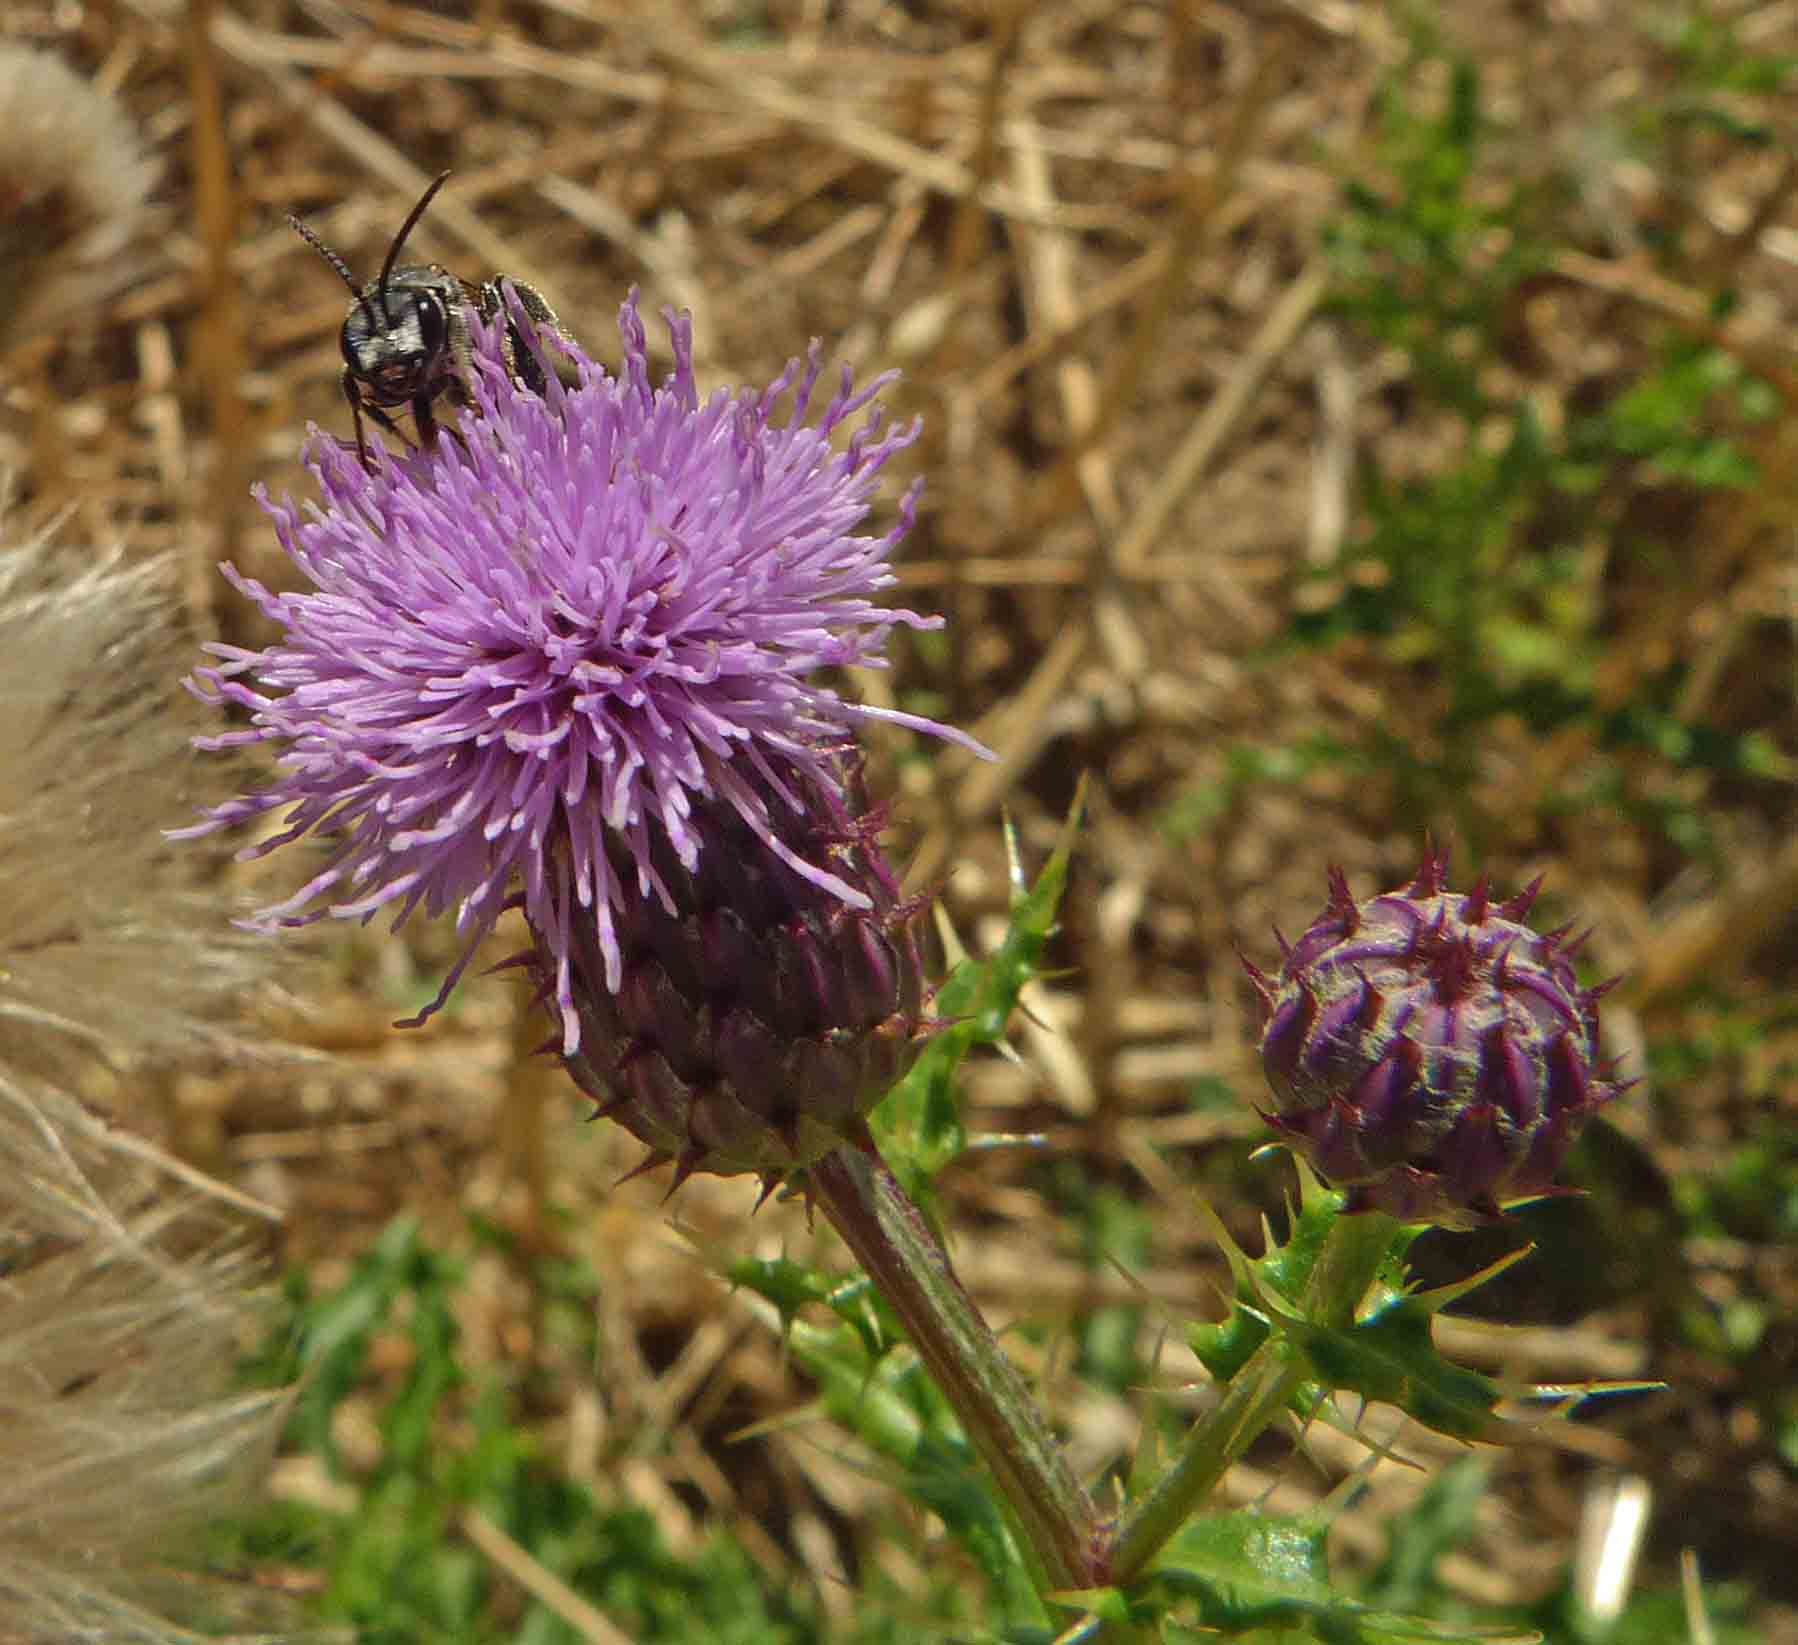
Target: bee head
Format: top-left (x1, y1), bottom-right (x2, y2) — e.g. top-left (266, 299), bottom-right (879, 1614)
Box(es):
top-left (289, 171), bottom-right (457, 402)
top-left (339, 272), bottom-right (455, 402)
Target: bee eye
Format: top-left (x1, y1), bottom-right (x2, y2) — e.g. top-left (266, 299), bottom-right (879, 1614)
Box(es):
top-left (410, 291), bottom-right (448, 354)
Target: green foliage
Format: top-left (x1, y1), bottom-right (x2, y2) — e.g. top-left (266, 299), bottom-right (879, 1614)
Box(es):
top-left (1125, 1509), bottom-right (1539, 1644)
top-left (1066, 1181), bottom-right (1153, 1397)
top-left (727, 818), bottom-right (1089, 1631)
top-left (1525, 1573), bottom-right (1763, 1645)
top-left (220, 819), bottom-right (1754, 1643)
top-left (235, 1217), bottom-right (977, 1644)
top-left (1161, 735), bottom-right (1369, 840)
top-left (1675, 1120), bottom-right (1798, 1245)
top-left (1355, 1460), bottom-right (1765, 1645)
top-left (1188, 1189), bottom-right (1509, 1445)
top-left (1282, 1293), bottom-right (1505, 1445)
top-left (728, 1254), bottom-right (900, 1358)
top-left (1187, 1177), bottom-right (1384, 1389)
top-left (1126, 1511), bottom-right (1340, 1637)
top-left (778, 1313), bottom-right (1045, 1626)
top-left (1326, 53), bottom-right (1547, 415)
top-left (1360, 1458), bottom-right (1491, 1616)
top-left (1165, 27), bottom-right (1788, 850)
top-left (872, 794), bottom-right (1081, 1204)
top-left (1655, 986), bottom-right (1798, 1253)
top-left (1187, 1174), bottom-right (1663, 1453)
top-left (1644, 984), bottom-right (1796, 1477)
top-left (1653, 10), bottom-right (1795, 123)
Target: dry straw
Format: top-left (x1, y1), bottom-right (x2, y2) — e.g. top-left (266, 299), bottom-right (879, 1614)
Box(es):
top-left (0, 503), bottom-right (277, 1077)
top-left (0, 498), bottom-right (299, 1641)
top-left (0, 1076), bottom-right (289, 1642)
top-left (0, 51), bottom-right (295, 1644)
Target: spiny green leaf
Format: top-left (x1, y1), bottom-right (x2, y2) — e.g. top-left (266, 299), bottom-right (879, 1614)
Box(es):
top-left (781, 1317), bottom-right (1045, 1624)
top-left (1187, 1172), bottom-right (1405, 1390)
top-left (1276, 1295), bottom-right (1504, 1443)
top-left (1154, 1508), bottom-right (1333, 1607)
top-left (726, 1254), bottom-right (898, 1360)
top-left (874, 784), bottom-right (1084, 1194)
top-left (1141, 1508), bottom-right (1540, 1641)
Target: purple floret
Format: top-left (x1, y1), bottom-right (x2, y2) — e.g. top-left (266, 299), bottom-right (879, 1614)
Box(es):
top-left (176, 290), bottom-right (980, 1053)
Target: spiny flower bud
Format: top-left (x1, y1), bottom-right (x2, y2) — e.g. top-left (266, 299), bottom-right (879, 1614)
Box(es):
top-left (553, 748), bottom-right (929, 1186)
top-left (1243, 849), bottom-right (1625, 1227)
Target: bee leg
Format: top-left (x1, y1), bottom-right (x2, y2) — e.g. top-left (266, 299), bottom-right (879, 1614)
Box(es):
top-left (506, 280), bottom-right (566, 334)
top-left (485, 278), bottom-right (582, 393)
top-left (442, 306), bottom-right (479, 401)
top-left (342, 371), bottom-right (413, 469)
top-left (358, 401), bottom-right (414, 463)
top-left (503, 327), bottom-right (546, 395)
top-left (341, 371), bottom-right (374, 470)
top-left (409, 390), bottom-right (442, 450)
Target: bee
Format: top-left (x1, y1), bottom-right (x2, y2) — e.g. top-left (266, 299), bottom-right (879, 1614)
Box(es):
top-left (287, 171), bottom-right (578, 467)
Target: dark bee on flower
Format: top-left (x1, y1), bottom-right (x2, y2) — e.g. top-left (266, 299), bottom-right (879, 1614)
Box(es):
top-left (287, 171), bottom-right (578, 467)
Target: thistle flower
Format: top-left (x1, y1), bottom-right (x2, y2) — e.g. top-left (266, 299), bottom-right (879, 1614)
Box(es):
top-left (0, 498), bottom-right (290, 1641)
top-left (0, 497), bottom-right (272, 1076)
top-left (181, 294), bottom-right (977, 1172)
top-left (1244, 850), bottom-right (1625, 1227)
top-left (559, 743), bottom-right (929, 1180)
top-left (0, 46), bottom-right (157, 352)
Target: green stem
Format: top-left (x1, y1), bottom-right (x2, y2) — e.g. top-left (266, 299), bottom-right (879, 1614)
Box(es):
top-left (807, 1135), bottom-right (1105, 1591)
top-left (1105, 1210), bottom-right (1401, 1584)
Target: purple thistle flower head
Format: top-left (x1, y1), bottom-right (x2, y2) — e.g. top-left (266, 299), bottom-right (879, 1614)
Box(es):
top-left (1243, 848), bottom-right (1627, 1228)
top-left (177, 291), bottom-right (979, 1060)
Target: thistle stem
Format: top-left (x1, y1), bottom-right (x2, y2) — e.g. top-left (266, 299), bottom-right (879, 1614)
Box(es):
top-left (807, 1134), bottom-right (1105, 1591)
top-left (1106, 1209), bottom-right (1401, 1584)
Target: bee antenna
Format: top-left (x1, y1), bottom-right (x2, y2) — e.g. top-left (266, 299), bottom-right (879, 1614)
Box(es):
top-left (287, 213), bottom-right (362, 297)
top-left (378, 170), bottom-right (453, 299)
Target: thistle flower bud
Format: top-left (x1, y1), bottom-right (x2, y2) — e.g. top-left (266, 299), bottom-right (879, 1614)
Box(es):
top-left (555, 748), bottom-right (929, 1184)
top-left (1243, 850), bottom-right (1625, 1227)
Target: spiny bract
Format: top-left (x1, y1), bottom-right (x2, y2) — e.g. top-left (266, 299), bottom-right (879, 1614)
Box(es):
top-left (554, 748), bottom-right (931, 1186)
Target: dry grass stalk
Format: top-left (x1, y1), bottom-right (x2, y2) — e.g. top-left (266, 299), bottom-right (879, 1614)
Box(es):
top-left (0, 1077), bottom-right (290, 1644)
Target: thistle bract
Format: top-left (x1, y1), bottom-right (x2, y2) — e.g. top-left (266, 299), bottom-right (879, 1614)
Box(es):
top-left (557, 748), bottom-right (929, 1182)
top-left (178, 290), bottom-right (978, 1093)
top-left (1244, 851), bottom-right (1624, 1227)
